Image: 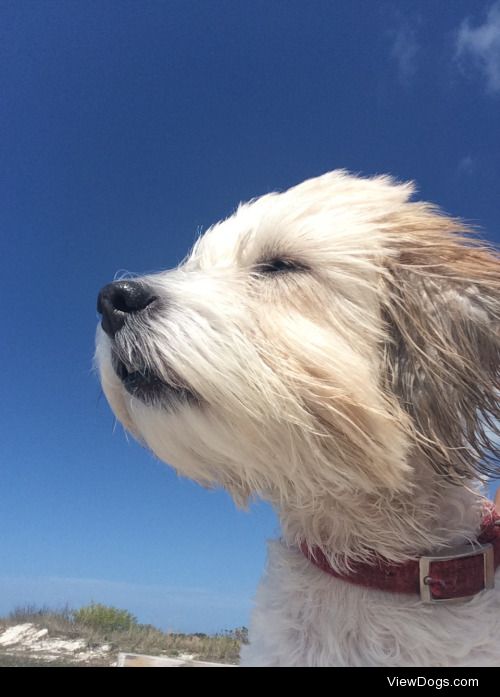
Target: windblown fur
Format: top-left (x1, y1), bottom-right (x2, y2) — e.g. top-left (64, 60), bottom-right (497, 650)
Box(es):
top-left (96, 171), bottom-right (500, 666)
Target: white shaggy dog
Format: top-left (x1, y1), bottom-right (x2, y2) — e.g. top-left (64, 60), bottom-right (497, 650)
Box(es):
top-left (96, 171), bottom-right (500, 666)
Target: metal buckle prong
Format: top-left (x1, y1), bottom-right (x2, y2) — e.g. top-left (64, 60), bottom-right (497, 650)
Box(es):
top-left (419, 543), bottom-right (495, 603)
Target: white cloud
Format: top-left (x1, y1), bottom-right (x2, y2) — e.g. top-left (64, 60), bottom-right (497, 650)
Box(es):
top-left (456, 1), bottom-right (500, 94)
top-left (390, 25), bottom-right (419, 84)
top-left (457, 155), bottom-right (475, 176)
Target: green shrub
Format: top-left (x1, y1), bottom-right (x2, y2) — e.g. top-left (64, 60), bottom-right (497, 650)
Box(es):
top-left (73, 603), bottom-right (137, 634)
top-left (2, 605), bottom-right (243, 663)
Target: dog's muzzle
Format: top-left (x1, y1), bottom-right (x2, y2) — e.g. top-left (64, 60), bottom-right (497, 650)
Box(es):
top-left (97, 280), bottom-right (199, 408)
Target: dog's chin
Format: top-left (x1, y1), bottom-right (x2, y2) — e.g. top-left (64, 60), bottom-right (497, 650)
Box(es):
top-left (112, 354), bottom-right (199, 409)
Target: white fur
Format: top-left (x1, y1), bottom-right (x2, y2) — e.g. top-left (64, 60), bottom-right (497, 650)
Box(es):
top-left (96, 171), bottom-right (500, 666)
top-left (242, 539), bottom-right (500, 667)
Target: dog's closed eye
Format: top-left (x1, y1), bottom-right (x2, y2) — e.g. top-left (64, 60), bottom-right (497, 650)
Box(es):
top-left (255, 258), bottom-right (309, 275)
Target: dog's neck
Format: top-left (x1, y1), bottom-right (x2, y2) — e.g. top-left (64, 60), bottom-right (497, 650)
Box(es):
top-left (278, 469), bottom-right (488, 571)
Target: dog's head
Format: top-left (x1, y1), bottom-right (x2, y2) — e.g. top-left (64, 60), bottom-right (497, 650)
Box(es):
top-left (96, 171), bottom-right (500, 515)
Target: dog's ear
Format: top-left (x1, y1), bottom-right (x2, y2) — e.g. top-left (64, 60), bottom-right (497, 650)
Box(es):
top-left (381, 207), bottom-right (500, 480)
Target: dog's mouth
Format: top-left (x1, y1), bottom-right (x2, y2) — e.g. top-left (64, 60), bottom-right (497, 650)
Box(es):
top-left (112, 354), bottom-right (199, 408)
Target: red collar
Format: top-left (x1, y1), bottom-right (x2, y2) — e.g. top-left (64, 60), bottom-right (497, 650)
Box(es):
top-left (301, 506), bottom-right (500, 602)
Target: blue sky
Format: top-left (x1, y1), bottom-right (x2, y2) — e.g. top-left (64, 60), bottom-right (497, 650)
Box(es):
top-left (1, 1), bottom-right (499, 633)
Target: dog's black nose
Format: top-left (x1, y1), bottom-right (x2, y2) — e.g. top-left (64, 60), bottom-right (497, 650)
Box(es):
top-left (97, 281), bottom-right (157, 338)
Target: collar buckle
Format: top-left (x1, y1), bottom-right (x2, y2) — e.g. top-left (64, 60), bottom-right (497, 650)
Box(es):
top-left (419, 543), bottom-right (495, 603)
